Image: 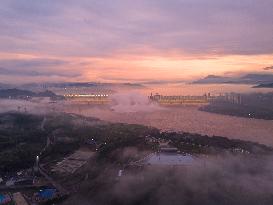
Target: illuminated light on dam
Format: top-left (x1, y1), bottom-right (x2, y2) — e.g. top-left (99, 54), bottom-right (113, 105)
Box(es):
top-left (63, 92), bottom-right (231, 105)
top-left (149, 93), bottom-right (216, 105)
top-left (64, 94), bottom-right (109, 97)
top-left (63, 93), bottom-right (110, 104)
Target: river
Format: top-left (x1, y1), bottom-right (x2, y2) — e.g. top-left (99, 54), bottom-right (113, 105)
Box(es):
top-left (75, 106), bottom-right (273, 146)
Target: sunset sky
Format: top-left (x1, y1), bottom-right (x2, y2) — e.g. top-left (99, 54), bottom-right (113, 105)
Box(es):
top-left (0, 0), bottom-right (273, 83)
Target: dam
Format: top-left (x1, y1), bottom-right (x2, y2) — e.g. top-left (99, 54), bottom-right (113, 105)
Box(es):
top-left (63, 92), bottom-right (223, 105)
top-left (149, 93), bottom-right (216, 105)
top-left (63, 94), bottom-right (110, 104)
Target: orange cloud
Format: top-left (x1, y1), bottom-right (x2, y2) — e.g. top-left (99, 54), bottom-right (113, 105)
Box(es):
top-left (1, 52), bottom-right (272, 83)
top-left (83, 53), bottom-right (273, 82)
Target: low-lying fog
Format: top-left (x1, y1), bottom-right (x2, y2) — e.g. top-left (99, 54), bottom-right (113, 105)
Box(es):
top-left (63, 154), bottom-right (273, 205)
top-left (0, 91), bottom-right (273, 147)
top-left (1, 89), bottom-right (273, 205)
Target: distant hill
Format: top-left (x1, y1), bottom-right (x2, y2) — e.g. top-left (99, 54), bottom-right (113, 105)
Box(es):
top-left (253, 83), bottom-right (273, 88)
top-left (241, 74), bottom-right (273, 84)
top-left (21, 82), bottom-right (145, 89)
top-left (193, 73), bottom-right (273, 85)
top-left (263, 66), bottom-right (273, 71)
top-left (192, 75), bottom-right (236, 84)
top-left (21, 82), bottom-right (98, 89)
top-left (0, 88), bottom-right (64, 100)
top-left (0, 89), bottom-right (34, 98)
top-left (120, 83), bottom-right (144, 87)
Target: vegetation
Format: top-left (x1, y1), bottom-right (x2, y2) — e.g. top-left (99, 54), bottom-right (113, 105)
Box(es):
top-left (254, 83), bottom-right (273, 88)
top-left (0, 88), bottom-right (64, 100)
top-left (0, 112), bottom-right (157, 173)
top-left (0, 113), bottom-right (46, 172)
top-left (161, 132), bottom-right (272, 155)
top-left (200, 92), bottom-right (273, 120)
top-left (0, 111), bottom-right (272, 174)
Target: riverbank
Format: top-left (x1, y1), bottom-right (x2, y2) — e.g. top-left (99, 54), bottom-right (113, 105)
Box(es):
top-left (199, 102), bottom-right (273, 120)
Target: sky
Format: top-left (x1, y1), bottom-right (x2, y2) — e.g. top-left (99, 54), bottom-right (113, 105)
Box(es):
top-left (0, 0), bottom-right (273, 84)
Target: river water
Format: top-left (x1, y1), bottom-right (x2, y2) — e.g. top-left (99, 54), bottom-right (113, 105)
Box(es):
top-left (77, 106), bottom-right (273, 146)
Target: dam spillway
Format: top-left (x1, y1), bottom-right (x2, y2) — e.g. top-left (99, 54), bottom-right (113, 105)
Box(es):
top-left (148, 93), bottom-right (215, 105)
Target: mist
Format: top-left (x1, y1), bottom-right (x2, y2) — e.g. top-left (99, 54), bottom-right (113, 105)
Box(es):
top-left (63, 154), bottom-right (273, 205)
top-left (0, 98), bottom-right (53, 114)
top-left (110, 92), bottom-right (163, 113)
top-left (0, 89), bottom-right (272, 147)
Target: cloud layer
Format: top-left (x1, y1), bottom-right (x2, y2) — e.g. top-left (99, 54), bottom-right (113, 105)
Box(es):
top-left (0, 0), bottom-right (273, 82)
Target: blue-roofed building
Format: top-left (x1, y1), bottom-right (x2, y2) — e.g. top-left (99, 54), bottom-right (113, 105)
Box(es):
top-left (0, 194), bottom-right (12, 205)
top-left (37, 188), bottom-right (57, 200)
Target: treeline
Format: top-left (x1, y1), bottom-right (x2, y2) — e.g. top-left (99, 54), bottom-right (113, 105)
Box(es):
top-left (200, 92), bottom-right (273, 120)
top-left (0, 113), bottom-right (46, 172)
top-left (0, 88), bottom-right (64, 100)
top-left (161, 132), bottom-right (273, 155)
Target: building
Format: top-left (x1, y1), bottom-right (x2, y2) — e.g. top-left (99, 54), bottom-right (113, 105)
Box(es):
top-left (0, 193), bottom-right (12, 205)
